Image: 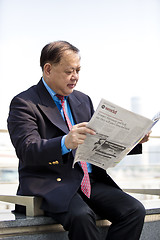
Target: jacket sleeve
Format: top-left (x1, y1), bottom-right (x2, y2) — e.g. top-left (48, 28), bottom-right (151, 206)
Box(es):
top-left (7, 96), bottom-right (64, 167)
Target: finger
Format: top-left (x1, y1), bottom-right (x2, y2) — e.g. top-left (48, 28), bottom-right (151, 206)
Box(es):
top-left (76, 122), bottom-right (88, 128)
top-left (77, 132), bottom-right (88, 141)
top-left (77, 127), bottom-right (95, 136)
top-left (75, 124), bottom-right (96, 135)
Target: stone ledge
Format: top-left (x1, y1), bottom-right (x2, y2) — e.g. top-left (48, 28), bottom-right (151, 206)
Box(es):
top-left (0, 199), bottom-right (160, 239)
top-left (0, 195), bottom-right (43, 217)
top-left (0, 210), bottom-right (110, 239)
top-left (0, 189), bottom-right (160, 217)
top-left (0, 210), bottom-right (111, 229)
top-left (0, 201), bottom-right (160, 238)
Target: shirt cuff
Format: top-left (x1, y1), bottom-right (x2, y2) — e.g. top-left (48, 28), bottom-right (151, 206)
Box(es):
top-left (61, 135), bottom-right (71, 155)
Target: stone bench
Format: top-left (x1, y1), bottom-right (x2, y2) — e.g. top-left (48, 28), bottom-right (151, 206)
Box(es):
top-left (0, 190), bottom-right (160, 239)
top-left (0, 194), bottom-right (111, 239)
top-left (0, 202), bottom-right (160, 240)
top-left (0, 195), bottom-right (43, 217)
top-left (0, 188), bottom-right (160, 217)
top-left (0, 209), bottom-right (110, 240)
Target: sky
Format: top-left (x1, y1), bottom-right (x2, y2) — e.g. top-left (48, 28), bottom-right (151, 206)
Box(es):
top-left (0, 0), bottom-right (160, 135)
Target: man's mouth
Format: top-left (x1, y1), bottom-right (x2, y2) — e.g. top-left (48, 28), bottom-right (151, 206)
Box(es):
top-left (68, 84), bottom-right (75, 89)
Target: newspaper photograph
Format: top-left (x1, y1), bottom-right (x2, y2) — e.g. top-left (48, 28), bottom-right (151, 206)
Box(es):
top-left (74, 99), bottom-right (159, 170)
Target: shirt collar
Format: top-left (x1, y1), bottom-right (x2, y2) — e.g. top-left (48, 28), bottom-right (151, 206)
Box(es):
top-left (42, 77), bottom-right (68, 102)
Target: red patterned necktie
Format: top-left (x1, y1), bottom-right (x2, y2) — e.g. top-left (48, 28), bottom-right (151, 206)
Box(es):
top-left (56, 94), bottom-right (91, 198)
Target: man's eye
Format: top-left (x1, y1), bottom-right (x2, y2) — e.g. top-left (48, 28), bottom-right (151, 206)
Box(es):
top-left (65, 69), bottom-right (80, 75)
top-left (65, 71), bottom-right (73, 75)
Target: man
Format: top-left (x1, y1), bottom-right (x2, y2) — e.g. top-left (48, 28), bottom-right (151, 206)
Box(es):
top-left (8, 41), bottom-right (148, 240)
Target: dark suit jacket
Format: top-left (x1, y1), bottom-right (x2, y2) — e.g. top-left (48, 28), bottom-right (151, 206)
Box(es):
top-left (7, 79), bottom-right (142, 214)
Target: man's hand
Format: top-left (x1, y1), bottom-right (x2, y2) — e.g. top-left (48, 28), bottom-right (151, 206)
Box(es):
top-left (139, 131), bottom-right (151, 144)
top-left (65, 122), bottom-right (96, 149)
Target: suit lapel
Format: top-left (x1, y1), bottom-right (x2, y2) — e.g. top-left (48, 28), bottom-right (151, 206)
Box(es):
top-left (36, 80), bottom-right (89, 132)
top-left (68, 93), bottom-right (88, 124)
top-left (36, 80), bottom-right (69, 134)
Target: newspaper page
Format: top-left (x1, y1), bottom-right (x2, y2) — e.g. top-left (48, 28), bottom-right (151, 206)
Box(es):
top-left (74, 98), bottom-right (158, 170)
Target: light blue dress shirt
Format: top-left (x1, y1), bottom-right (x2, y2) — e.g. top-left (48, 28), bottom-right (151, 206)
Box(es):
top-left (42, 77), bottom-right (92, 172)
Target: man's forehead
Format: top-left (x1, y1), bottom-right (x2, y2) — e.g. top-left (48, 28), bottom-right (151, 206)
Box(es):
top-left (60, 50), bottom-right (81, 66)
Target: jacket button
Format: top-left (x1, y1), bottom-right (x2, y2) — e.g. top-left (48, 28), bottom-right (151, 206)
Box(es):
top-left (57, 178), bottom-right (62, 182)
top-left (53, 161), bottom-right (59, 165)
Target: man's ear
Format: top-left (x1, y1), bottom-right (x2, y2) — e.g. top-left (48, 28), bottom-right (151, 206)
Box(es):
top-left (43, 63), bottom-right (52, 76)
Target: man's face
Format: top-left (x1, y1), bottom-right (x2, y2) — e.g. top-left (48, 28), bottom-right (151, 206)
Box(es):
top-left (44, 50), bottom-right (81, 96)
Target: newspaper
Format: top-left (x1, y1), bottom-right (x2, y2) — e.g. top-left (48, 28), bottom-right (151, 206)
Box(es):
top-left (74, 98), bottom-right (160, 170)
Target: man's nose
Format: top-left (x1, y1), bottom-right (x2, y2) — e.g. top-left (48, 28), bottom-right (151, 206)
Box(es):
top-left (71, 70), bottom-right (79, 79)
